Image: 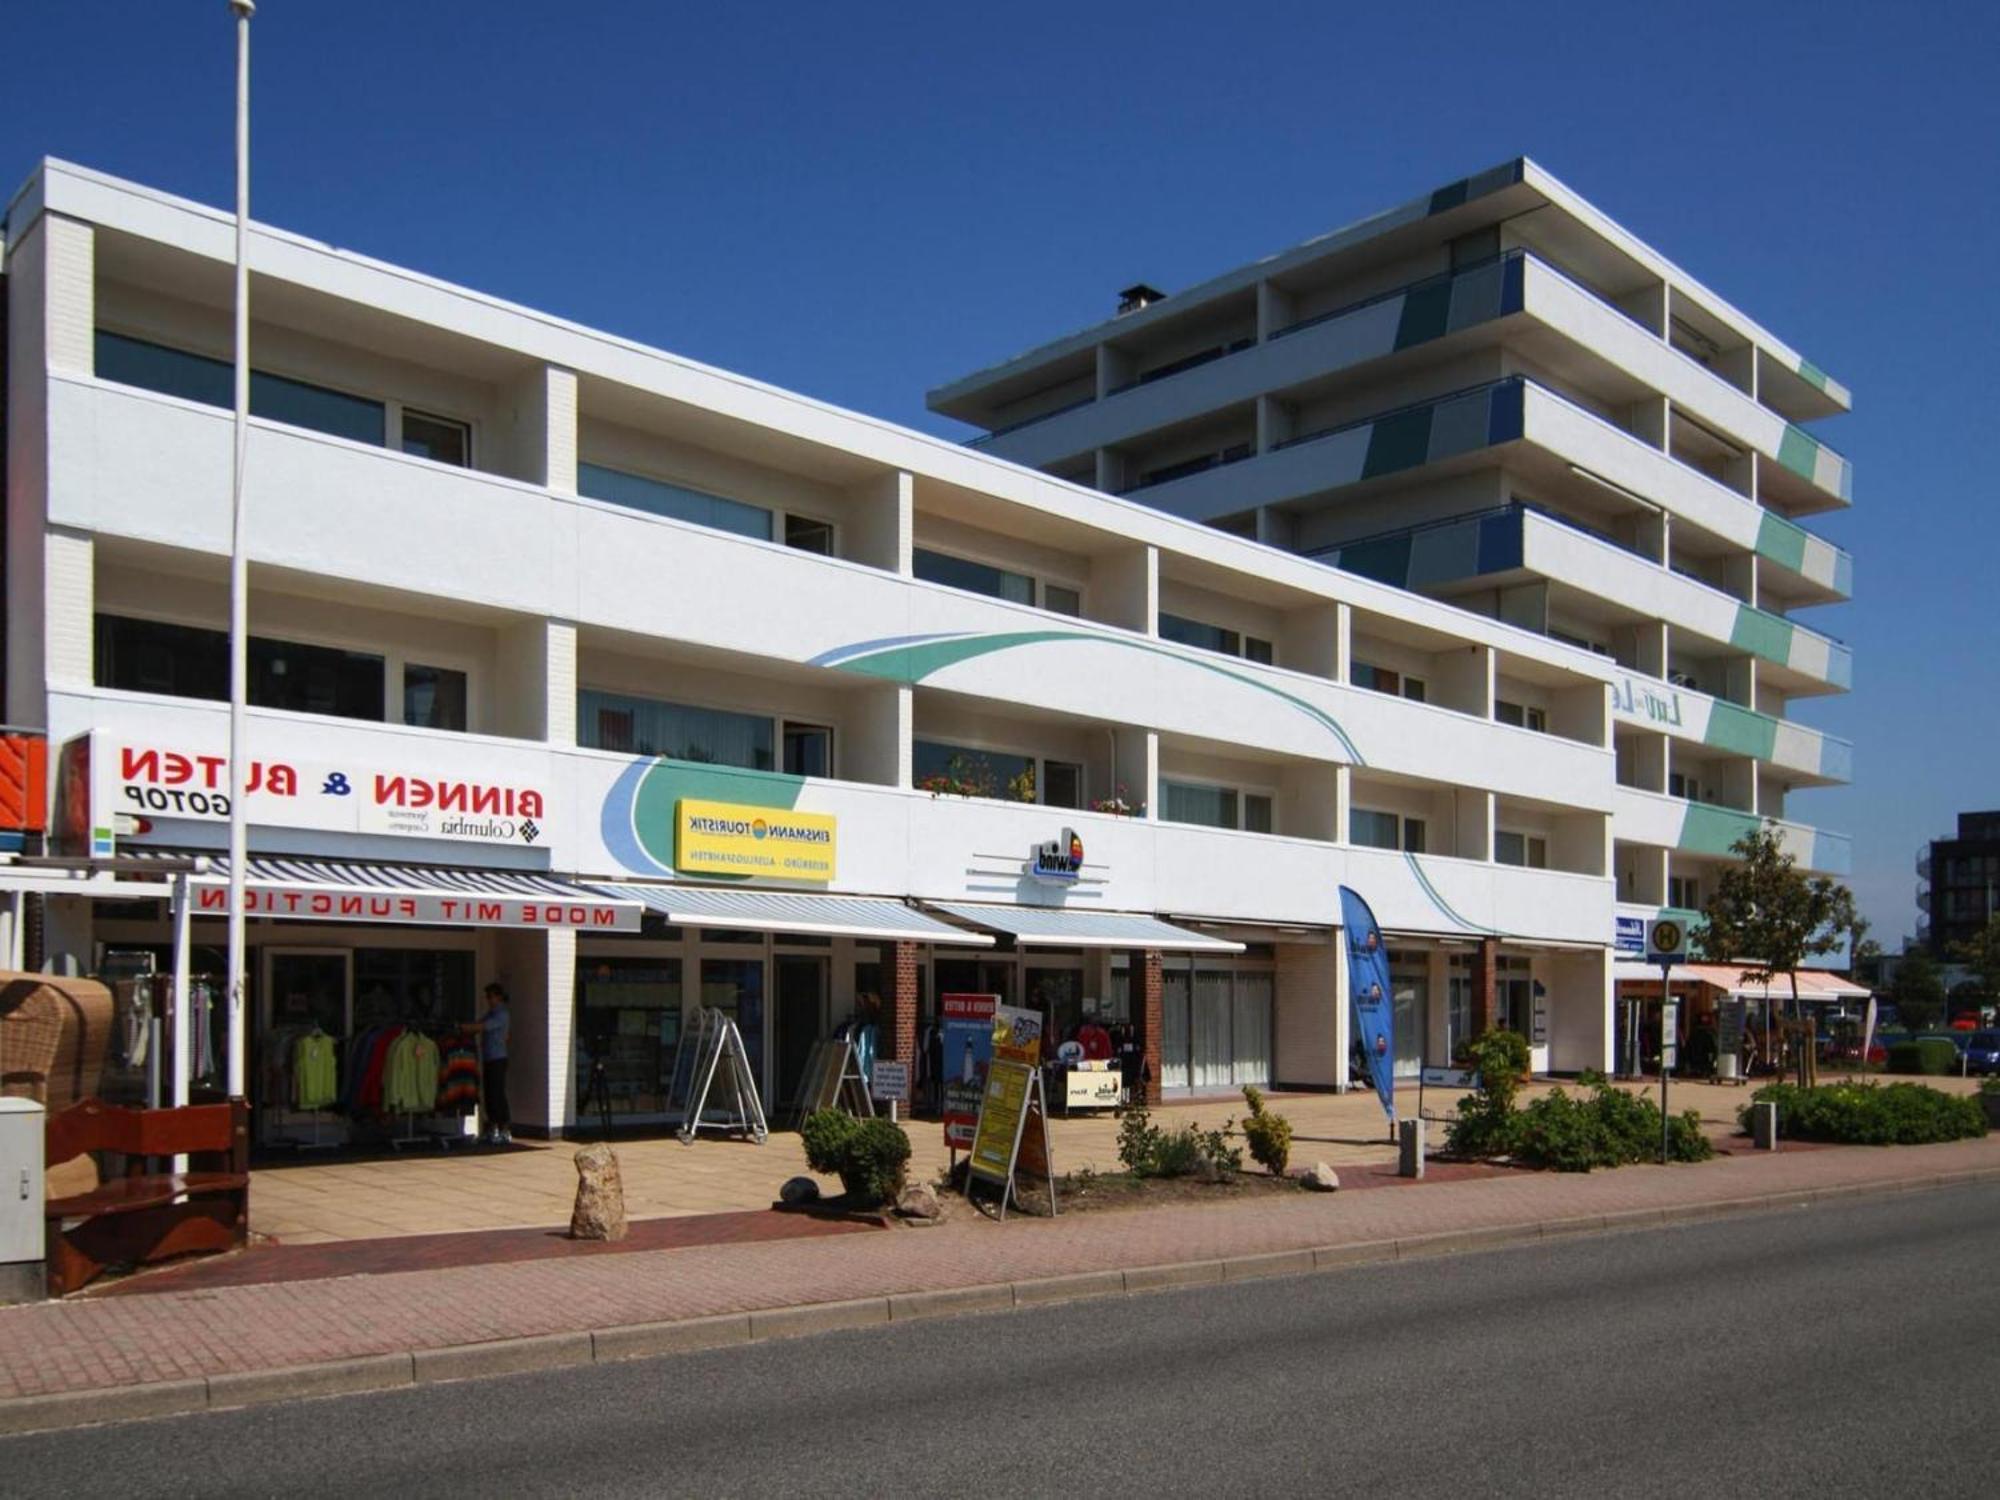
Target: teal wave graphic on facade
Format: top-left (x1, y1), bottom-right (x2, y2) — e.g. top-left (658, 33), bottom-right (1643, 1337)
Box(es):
top-left (1400, 850), bottom-right (1501, 935)
top-left (817, 628), bottom-right (1365, 764)
top-left (601, 756), bottom-right (807, 877)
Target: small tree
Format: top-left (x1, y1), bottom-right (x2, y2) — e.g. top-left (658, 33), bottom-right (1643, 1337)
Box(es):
top-left (1889, 947), bottom-right (1946, 1033)
top-left (1699, 823), bottom-right (1857, 1084)
top-left (1950, 912), bottom-right (2000, 1007)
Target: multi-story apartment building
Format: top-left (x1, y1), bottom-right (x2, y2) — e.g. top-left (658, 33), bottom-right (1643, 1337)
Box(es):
top-left (5, 159), bottom-right (1673, 1148)
top-left (1918, 811), bottom-right (2000, 958)
top-left (928, 158), bottom-right (1853, 984)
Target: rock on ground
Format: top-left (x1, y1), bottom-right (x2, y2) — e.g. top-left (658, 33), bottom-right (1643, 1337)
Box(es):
top-left (779, 1176), bottom-right (821, 1205)
top-left (895, 1182), bottom-right (942, 1220)
top-left (569, 1143), bottom-right (629, 1241)
top-left (1298, 1161), bottom-right (1340, 1191)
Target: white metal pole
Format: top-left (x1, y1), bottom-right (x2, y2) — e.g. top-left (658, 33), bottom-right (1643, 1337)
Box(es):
top-left (225, 0), bottom-right (256, 1102)
top-left (172, 874), bottom-right (193, 1110)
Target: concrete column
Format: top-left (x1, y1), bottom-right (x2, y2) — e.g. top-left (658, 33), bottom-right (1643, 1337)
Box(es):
top-left (1334, 765), bottom-right (1353, 847)
top-left (883, 940), bottom-right (920, 1066)
top-left (1255, 394), bottom-right (1297, 454)
top-left (1550, 677), bottom-right (1610, 748)
top-left (1333, 925), bottom-right (1352, 1092)
top-left (847, 682), bottom-right (911, 788)
top-left (496, 617), bottom-right (575, 743)
top-left (1455, 789), bottom-right (1494, 864)
top-left (1088, 542), bottom-right (1156, 635)
top-left (1279, 603), bottom-right (1341, 679)
top-left (1113, 729), bottom-right (1156, 819)
top-left (1255, 280), bottom-right (1295, 341)
top-left (505, 364), bottom-right (577, 493)
top-left (1096, 345), bottom-right (1134, 399)
top-left (1432, 642), bottom-right (1493, 719)
top-left (1093, 448), bottom-right (1129, 495)
top-left (1279, 762), bottom-right (1342, 843)
top-left (849, 469), bottom-right (911, 575)
top-left (1628, 395), bottom-right (1669, 450)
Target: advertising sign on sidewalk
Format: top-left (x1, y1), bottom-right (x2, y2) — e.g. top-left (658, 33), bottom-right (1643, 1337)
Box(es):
top-left (941, 993), bottom-right (998, 1151)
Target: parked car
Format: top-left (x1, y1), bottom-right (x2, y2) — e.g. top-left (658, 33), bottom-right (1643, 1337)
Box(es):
top-left (1961, 1032), bottom-right (2000, 1077)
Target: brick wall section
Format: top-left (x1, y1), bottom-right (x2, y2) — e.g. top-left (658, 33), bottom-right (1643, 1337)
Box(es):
top-left (1130, 948), bottom-right (1163, 1104)
top-left (1475, 937), bottom-right (1498, 1035)
top-left (884, 941), bottom-right (919, 1065)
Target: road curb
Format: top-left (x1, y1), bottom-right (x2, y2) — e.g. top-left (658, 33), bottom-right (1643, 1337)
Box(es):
top-left (7, 1161), bottom-right (1999, 1437)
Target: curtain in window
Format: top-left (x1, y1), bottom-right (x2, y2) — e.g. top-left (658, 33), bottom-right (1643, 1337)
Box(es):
top-left (1193, 969), bottom-right (1233, 1089)
top-left (1231, 972), bottom-right (1273, 1086)
top-left (1161, 968), bottom-right (1192, 1090)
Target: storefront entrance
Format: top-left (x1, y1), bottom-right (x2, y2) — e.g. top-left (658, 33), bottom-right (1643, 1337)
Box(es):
top-left (1157, 960), bottom-right (1273, 1093)
top-left (774, 954), bottom-right (828, 1108)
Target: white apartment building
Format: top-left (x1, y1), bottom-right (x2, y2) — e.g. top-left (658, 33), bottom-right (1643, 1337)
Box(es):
top-left (929, 158), bottom-right (1853, 987)
top-left (8, 160), bottom-right (1641, 1146)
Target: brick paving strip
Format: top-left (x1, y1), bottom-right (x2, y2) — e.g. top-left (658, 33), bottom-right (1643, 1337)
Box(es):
top-left (2, 1137), bottom-right (1996, 1435)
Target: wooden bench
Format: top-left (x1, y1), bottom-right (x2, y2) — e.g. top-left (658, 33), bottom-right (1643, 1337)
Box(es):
top-left (43, 1098), bottom-right (249, 1297)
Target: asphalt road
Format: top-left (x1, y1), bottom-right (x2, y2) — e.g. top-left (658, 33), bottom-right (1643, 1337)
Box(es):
top-left (8, 1181), bottom-right (1998, 1498)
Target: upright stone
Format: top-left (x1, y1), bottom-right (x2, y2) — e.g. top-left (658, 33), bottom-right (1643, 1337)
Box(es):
top-left (570, 1143), bottom-right (629, 1241)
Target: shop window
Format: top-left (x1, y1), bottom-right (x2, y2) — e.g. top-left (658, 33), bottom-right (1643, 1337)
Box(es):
top-left (576, 958), bottom-right (683, 1117)
top-left (95, 614), bottom-right (385, 723)
top-left (578, 461), bottom-right (773, 541)
top-left (401, 409), bottom-right (471, 467)
top-left (95, 330), bottom-right (388, 447)
top-left (1495, 830), bottom-right (1549, 869)
top-left (913, 548), bottom-right (1035, 607)
top-left (354, 949), bottom-right (474, 1029)
top-left (1043, 760), bottom-right (1084, 810)
top-left (403, 663), bottom-right (468, 732)
top-left (577, 689), bottom-right (774, 768)
top-left (782, 723), bottom-right (833, 778)
top-left (1496, 699), bottom-right (1549, 733)
top-left (784, 514), bottom-right (836, 555)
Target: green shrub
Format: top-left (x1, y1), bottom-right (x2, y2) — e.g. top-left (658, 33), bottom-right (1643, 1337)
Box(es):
top-left (1510, 1081), bottom-right (1714, 1171)
top-left (1742, 1081), bottom-right (1986, 1145)
top-left (799, 1108), bottom-right (911, 1207)
top-left (1981, 1077), bottom-right (2000, 1096)
top-left (1240, 1086), bottom-right (1294, 1176)
top-left (1116, 1105), bottom-right (1240, 1180)
top-left (1445, 1030), bottom-right (1531, 1159)
top-left (1885, 1039), bottom-right (1961, 1076)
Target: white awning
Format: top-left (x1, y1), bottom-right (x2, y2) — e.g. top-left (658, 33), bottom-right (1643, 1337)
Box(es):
top-left (1613, 961), bottom-right (1871, 1001)
top-left (925, 902), bottom-right (1245, 953)
top-left (594, 883), bottom-right (994, 945)
top-left (183, 853), bottom-right (644, 930)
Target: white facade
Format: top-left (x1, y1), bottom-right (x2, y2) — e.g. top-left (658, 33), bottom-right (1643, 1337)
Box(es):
top-left (4, 160), bottom-right (1629, 1134)
top-left (929, 157), bottom-right (1854, 976)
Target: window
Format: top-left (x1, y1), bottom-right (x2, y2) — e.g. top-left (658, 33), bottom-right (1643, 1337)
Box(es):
top-left (577, 690), bottom-right (773, 768)
top-left (1164, 781), bottom-right (1239, 831)
top-left (1351, 660), bottom-right (1425, 701)
top-left (95, 614), bottom-right (385, 722)
top-left (1495, 700), bottom-right (1548, 733)
top-left (784, 514), bottom-right (836, 556)
top-left (1043, 760), bottom-right (1084, 809)
top-left (913, 741), bottom-right (1035, 801)
top-left (400, 409), bottom-right (470, 467)
top-left (782, 723), bottom-right (833, 778)
top-left (1159, 612), bottom-right (1274, 664)
top-left (1043, 584), bottom-right (1082, 618)
top-left (1244, 794), bottom-right (1274, 835)
top-left (1495, 831), bottom-right (1549, 869)
top-left (96, 330), bottom-right (388, 446)
top-left (403, 663), bottom-right (468, 731)
top-left (1667, 875), bottom-right (1700, 910)
top-left (1350, 809), bottom-right (1422, 851)
top-left (577, 462), bottom-right (772, 541)
top-left (913, 548), bottom-right (1035, 607)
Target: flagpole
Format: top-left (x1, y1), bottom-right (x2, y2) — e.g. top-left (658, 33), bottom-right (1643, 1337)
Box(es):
top-left (225, 0), bottom-right (256, 1102)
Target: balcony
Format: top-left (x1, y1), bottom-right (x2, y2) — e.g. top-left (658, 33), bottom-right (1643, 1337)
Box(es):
top-left (1608, 672), bottom-right (1851, 785)
top-left (1316, 500), bottom-right (1851, 696)
top-left (1611, 786), bottom-right (1850, 877)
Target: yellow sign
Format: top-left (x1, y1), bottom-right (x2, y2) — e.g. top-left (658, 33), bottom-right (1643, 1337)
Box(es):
top-left (674, 799), bottom-right (837, 882)
top-left (969, 1059), bottom-right (1033, 1179)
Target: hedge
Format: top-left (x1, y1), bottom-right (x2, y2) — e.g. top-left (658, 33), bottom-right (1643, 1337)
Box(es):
top-left (1885, 1039), bottom-right (1961, 1076)
top-left (1742, 1081), bottom-right (1986, 1145)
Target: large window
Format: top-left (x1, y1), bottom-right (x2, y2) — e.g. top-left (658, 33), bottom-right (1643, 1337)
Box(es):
top-left (1495, 830), bottom-right (1549, 869)
top-left (1495, 699), bottom-right (1549, 733)
top-left (578, 462), bottom-right (772, 541)
top-left (96, 614), bottom-right (385, 722)
top-left (95, 331), bottom-right (386, 447)
top-left (1350, 808), bottom-right (1425, 851)
top-left (578, 690), bottom-right (774, 768)
top-left (576, 958), bottom-right (683, 1117)
top-left (1159, 612), bottom-right (1273, 664)
top-left (782, 723), bottom-right (833, 778)
top-left (913, 548), bottom-right (1035, 606)
top-left (1163, 780), bottom-right (1274, 833)
top-left (401, 409), bottom-right (471, 467)
top-left (913, 741), bottom-right (1084, 807)
top-left (1351, 660), bottom-right (1426, 702)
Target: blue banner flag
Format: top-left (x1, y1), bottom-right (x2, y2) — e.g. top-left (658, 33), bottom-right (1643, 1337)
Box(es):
top-left (1340, 886), bottom-right (1396, 1125)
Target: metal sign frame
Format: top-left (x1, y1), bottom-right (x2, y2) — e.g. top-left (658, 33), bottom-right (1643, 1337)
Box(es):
top-left (964, 1061), bottom-right (1057, 1222)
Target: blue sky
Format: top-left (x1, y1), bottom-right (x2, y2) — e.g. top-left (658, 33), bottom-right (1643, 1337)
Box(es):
top-left (5, 1), bottom-right (1994, 942)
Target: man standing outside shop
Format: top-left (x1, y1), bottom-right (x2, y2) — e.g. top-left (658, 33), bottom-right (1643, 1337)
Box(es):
top-left (478, 983), bottom-right (512, 1145)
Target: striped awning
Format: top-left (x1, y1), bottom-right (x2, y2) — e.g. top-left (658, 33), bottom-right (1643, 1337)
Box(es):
top-left (171, 853), bottom-right (643, 930)
top-left (593, 883), bottom-right (994, 945)
top-left (924, 902), bottom-right (1245, 953)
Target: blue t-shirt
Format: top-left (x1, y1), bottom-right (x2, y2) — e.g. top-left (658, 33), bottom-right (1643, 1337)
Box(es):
top-left (481, 1003), bottom-right (510, 1062)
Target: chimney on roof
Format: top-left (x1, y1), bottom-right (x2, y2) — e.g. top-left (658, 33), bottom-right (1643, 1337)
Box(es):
top-left (1117, 283), bottom-right (1166, 316)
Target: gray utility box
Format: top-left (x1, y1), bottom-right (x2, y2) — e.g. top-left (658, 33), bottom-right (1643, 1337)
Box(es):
top-left (0, 1097), bottom-right (46, 1304)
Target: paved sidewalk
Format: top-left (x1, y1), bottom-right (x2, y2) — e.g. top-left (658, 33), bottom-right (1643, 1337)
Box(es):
top-left (3, 1133), bottom-right (1996, 1422)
